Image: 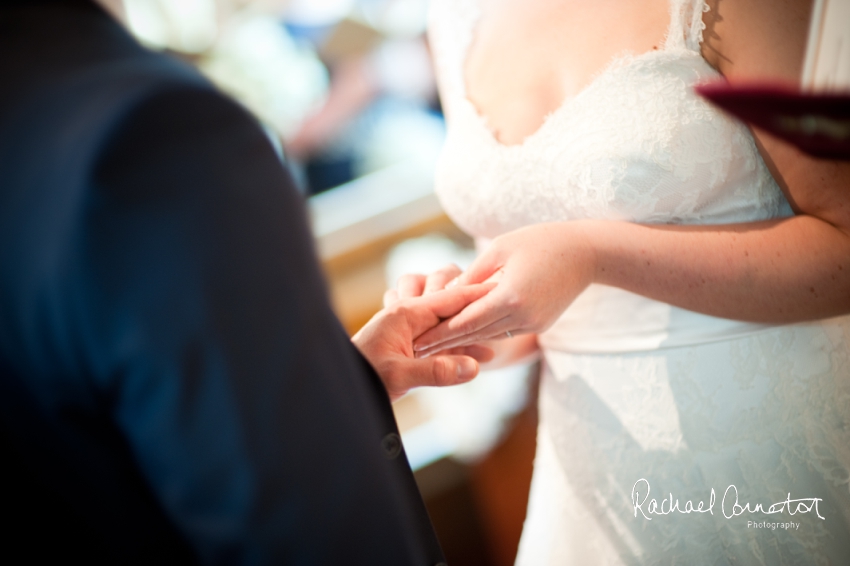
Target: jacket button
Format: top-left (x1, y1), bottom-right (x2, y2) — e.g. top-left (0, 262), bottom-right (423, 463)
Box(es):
top-left (381, 432), bottom-right (402, 459)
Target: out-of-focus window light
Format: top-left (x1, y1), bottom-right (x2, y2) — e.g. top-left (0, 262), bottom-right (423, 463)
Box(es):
top-left (283, 0), bottom-right (430, 38)
top-left (123, 0), bottom-right (218, 53)
top-left (356, 0), bottom-right (429, 38)
top-left (285, 0), bottom-right (357, 27)
top-left (200, 16), bottom-right (329, 139)
top-left (121, 0), bottom-right (441, 194)
top-left (122, 0), bottom-right (330, 142)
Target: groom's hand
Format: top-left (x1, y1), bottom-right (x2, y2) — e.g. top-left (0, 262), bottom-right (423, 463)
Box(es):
top-left (383, 263), bottom-right (464, 307)
top-left (353, 283), bottom-right (496, 402)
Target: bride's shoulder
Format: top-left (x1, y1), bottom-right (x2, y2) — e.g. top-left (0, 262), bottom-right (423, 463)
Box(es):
top-left (700, 0), bottom-right (813, 82)
top-left (426, 0), bottom-right (478, 104)
top-left (702, 0), bottom-right (850, 234)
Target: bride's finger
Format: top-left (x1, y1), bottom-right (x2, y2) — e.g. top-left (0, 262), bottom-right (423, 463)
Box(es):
top-left (456, 246), bottom-right (504, 286)
top-left (423, 263), bottom-right (463, 294)
top-left (408, 282), bottom-right (497, 329)
top-left (415, 317), bottom-right (516, 357)
top-left (414, 291), bottom-right (509, 351)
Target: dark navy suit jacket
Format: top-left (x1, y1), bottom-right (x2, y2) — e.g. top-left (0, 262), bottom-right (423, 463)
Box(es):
top-left (0, 1), bottom-right (445, 564)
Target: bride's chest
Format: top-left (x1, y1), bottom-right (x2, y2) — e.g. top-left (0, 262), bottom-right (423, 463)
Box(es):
top-left (435, 54), bottom-right (787, 239)
top-left (463, 0), bottom-right (670, 145)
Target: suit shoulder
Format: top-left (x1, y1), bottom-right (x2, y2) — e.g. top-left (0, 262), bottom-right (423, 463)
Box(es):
top-left (0, 0), bottom-right (217, 128)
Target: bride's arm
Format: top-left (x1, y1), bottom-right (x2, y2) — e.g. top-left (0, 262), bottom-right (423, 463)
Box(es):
top-left (588, 215), bottom-right (848, 324)
top-left (412, 0), bottom-right (850, 353)
top-left (601, 0), bottom-right (850, 323)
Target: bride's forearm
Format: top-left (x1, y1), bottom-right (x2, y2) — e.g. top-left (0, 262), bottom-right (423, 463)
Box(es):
top-left (413, 213), bottom-right (850, 354)
top-left (583, 215), bottom-right (850, 323)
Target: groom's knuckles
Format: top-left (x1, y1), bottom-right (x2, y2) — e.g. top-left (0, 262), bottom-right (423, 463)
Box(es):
top-left (389, 299), bottom-right (438, 332)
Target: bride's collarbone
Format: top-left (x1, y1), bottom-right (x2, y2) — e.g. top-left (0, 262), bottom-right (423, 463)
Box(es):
top-left (463, 0), bottom-right (670, 145)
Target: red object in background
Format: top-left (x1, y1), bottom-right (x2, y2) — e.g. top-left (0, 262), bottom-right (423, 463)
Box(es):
top-left (695, 81), bottom-right (850, 160)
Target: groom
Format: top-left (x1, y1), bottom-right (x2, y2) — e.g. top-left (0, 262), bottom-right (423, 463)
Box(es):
top-left (0, 0), bottom-right (485, 563)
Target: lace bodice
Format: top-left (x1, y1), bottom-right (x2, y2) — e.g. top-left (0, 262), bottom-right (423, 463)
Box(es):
top-left (429, 5), bottom-right (850, 565)
top-left (430, 0), bottom-right (791, 236)
top-left (428, 0), bottom-right (795, 353)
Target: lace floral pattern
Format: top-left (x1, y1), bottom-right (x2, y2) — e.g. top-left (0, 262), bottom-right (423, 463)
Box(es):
top-left (517, 321), bottom-right (850, 565)
top-left (429, 0), bottom-right (850, 564)
top-left (429, 0), bottom-right (793, 353)
top-left (430, 0), bottom-right (790, 241)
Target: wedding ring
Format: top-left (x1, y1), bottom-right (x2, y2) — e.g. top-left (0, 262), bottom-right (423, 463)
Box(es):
top-left (505, 330), bottom-right (513, 338)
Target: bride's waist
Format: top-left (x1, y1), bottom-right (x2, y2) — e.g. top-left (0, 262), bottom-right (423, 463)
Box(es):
top-left (537, 285), bottom-right (776, 354)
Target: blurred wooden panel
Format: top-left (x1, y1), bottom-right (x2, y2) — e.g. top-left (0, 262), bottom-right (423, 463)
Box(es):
top-left (413, 381), bottom-right (538, 566)
top-left (469, 377), bottom-right (538, 566)
top-left (319, 18), bottom-right (383, 65)
top-left (416, 458), bottom-right (496, 566)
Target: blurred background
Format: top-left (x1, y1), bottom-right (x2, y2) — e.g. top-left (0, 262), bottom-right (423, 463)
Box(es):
top-left (121, 2), bottom-right (537, 564)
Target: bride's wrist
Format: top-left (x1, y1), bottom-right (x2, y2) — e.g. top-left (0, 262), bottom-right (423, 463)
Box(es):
top-left (564, 219), bottom-right (602, 289)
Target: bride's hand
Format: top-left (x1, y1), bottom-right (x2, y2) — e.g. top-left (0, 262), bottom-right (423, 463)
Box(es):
top-left (384, 262), bottom-right (497, 363)
top-left (387, 262), bottom-right (541, 366)
top-left (412, 222), bottom-right (596, 355)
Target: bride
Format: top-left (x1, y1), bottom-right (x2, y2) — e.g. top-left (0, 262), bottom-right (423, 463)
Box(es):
top-left (389, 0), bottom-right (850, 563)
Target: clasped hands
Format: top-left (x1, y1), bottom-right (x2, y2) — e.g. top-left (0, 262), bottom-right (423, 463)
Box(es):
top-left (353, 222), bottom-right (594, 401)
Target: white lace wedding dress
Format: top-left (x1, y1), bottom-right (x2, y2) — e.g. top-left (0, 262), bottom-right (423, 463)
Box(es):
top-left (428, 0), bottom-right (850, 564)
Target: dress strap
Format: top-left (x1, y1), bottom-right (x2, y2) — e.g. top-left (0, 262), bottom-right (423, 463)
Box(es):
top-left (664, 0), bottom-right (710, 52)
